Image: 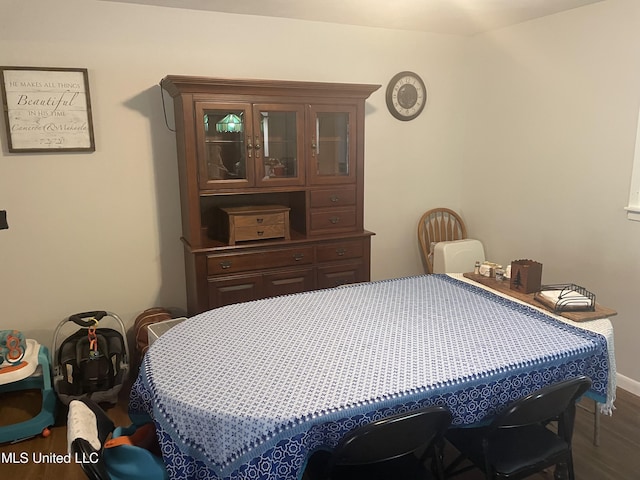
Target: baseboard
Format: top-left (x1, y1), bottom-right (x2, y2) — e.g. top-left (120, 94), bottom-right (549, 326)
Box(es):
top-left (617, 373), bottom-right (640, 396)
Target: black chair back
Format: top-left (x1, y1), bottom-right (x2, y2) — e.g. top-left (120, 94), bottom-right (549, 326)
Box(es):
top-left (445, 376), bottom-right (592, 480)
top-left (331, 405), bottom-right (451, 466)
top-left (490, 376), bottom-right (591, 435)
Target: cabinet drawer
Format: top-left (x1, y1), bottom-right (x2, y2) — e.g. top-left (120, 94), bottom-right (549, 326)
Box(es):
top-left (234, 224), bottom-right (286, 242)
top-left (207, 246), bottom-right (313, 275)
top-left (310, 207), bottom-right (356, 231)
top-left (234, 212), bottom-right (285, 227)
top-left (316, 240), bottom-right (364, 263)
top-left (310, 187), bottom-right (357, 208)
top-left (263, 267), bottom-right (315, 299)
top-left (317, 261), bottom-right (364, 289)
top-left (208, 273), bottom-right (263, 308)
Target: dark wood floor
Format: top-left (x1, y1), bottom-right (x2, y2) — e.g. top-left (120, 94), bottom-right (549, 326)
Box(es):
top-left (1, 387), bottom-right (638, 479)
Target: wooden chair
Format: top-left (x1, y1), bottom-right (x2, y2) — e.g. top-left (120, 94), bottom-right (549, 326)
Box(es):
top-left (418, 208), bottom-right (467, 273)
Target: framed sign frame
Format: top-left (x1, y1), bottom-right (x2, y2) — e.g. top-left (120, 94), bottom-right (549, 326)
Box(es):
top-left (0, 66), bottom-right (95, 153)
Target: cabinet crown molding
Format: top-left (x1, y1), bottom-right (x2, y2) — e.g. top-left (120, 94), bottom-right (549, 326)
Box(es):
top-left (161, 75), bottom-right (380, 99)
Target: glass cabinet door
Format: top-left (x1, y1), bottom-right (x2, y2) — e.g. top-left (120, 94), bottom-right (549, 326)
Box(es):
top-left (254, 104), bottom-right (305, 186)
top-left (308, 105), bottom-right (357, 184)
top-left (195, 102), bottom-right (254, 189)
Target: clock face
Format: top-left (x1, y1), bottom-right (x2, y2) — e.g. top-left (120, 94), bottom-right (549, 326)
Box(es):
top-left (386, 71), bottom-right (427, 121)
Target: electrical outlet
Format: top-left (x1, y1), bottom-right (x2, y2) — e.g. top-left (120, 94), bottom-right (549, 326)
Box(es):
top-left (0, 210), bottom-right (8, 230)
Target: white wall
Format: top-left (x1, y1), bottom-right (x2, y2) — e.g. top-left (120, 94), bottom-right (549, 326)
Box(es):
top-left (0, 0), bottom-right (467, 346)
top-left (460, 0), bottom-right (640, 386)
top-left (3, 0), bottom-right (638, 390)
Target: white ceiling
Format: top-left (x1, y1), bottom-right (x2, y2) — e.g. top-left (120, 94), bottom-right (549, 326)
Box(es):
top-left (104, 0), bottom-right (603, 36)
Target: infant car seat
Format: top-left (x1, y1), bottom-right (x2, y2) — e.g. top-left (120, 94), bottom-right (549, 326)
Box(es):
top-left (53, 311), bottom-right (129, 405)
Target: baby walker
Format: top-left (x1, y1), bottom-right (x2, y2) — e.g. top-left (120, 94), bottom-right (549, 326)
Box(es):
top-left (0, 330), bottom-right (56, 443)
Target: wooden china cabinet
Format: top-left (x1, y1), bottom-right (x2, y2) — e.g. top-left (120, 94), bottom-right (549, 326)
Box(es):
top-left (160, 76), bottom-right (380, 315)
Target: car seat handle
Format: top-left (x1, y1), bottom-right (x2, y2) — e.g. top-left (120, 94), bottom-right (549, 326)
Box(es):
top-left (68, 311), bottom-right (108, 327)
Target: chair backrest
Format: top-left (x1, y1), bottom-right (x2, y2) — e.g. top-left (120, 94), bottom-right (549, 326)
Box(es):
top-left (331, 405), bottom-right (452, 467)
top-left (490, 376), bottom-right (591, 439)
top-left (418, 208), bottom-right (467, 273)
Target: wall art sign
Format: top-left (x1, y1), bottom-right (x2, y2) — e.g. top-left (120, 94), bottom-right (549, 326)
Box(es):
top-left (0, 66), bottom-right (95, 152)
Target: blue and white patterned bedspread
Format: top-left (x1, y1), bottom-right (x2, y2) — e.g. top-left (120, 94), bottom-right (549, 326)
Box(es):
top-left (130, 274), bottom-right (610, 480)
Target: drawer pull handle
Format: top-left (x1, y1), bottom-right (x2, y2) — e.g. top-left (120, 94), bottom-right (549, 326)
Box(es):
top-left (257, 230), bottom-right (264, 236)
top-left (330, 195), bottom-right (340, 203)
top-left (293, 253), bottom-right (305, 261)
top-left (219, 261), bottom-right (232, 269)
top-left (256, 218), bottom-right (264, 224)
top-left (336, 248), bottom-right (347, 256)
top-left (329, 216), bottom-right (340, 224)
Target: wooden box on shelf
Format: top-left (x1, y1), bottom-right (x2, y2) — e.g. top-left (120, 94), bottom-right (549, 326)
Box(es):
top-left (510, 259), bottom-right (543, 294)
top-left (219, 205), bottom-right (290, 245)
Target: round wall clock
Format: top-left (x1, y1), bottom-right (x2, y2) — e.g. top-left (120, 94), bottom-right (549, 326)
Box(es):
top-left (385, 71), bottom-right (427, 121)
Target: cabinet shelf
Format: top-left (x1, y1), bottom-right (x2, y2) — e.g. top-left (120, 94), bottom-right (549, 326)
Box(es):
top-left (187, 228), bottom-right (375, 253)
top-left (205, 139), bottom-right (244, 144)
